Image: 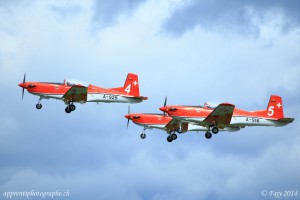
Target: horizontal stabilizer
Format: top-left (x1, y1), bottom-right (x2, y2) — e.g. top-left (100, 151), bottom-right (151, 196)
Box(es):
top-left (277, 117), bottom-right (294, 123)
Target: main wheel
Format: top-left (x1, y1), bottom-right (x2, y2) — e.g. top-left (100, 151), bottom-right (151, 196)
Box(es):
top-left (167, 135), bottom-right (173, 142)
top-left (69, 104), bottom-right (76, 111)
top-left (205, 131), bottom-right (212, 139)
top-left (36, 103), bottom-right (42, 109)
top-left (171, 133), bottom-right (177, 140)
top-left (177, 127), bottom-right (183, 133)
top-left (140, 133), bottom-right (146, 139)
top-left (212, 126), bottom-right (219, 134)
top-left (65, 106), bottom-right (71, 113)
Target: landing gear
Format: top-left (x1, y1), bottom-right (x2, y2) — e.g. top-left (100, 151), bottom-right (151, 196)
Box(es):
top-left (65, 106), bottom-right (71, 113)
top-left (171, 133), bottom-right (177, 140)
top-left (36, 103), bottom-right (42, 109)
top-left (177, 127), bottom-right (183, 134)
top-left (69, 104), bottom-right (76, 111)
top-left (167, 133), bottom-right (177, 142)
top-left (140, 128), bottom-right (146, 139)
top-left (205, 131), bottom-right (212, 139)
top-left (36, 97), bottom-right (43, 110)
top-left (211, 126), bottom-right (219, 134)
top-left (65, 102), bottom-right (76, 113)
top-left (140, 133), bottom-right (146, 139)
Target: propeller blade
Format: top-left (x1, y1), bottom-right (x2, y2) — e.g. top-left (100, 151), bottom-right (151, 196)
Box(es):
top-left (23, 73), bottom-right (26, 84)
top-left (22, 88), bottom-right (25, 100)
top-left (163, 96), bottom-right (167, 116)
top-left (127, 105), bottom-right (130, 128)
top-left (22, 73), bottom-right (26, 100)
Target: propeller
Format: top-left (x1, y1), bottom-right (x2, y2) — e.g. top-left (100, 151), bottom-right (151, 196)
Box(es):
top-left (127, 105), bottom-right (130, 128)
top-left (22, 73), bottom-right (26, 100)
top-left (163, 96), bottom-right (167, 116)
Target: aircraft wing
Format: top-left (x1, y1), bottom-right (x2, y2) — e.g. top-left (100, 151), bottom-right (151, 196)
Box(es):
top-left (203, 103), bottom-right (235, 128)
top-left (165, 118), bottom-right (188, 133)
top-left (63, 85), bottom-right (88, 103)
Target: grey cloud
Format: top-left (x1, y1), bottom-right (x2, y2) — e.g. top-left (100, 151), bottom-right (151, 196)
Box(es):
top-left (91, 0), bottom-right (146, 30)
top-left (163, 0), bottom-right (300, 36)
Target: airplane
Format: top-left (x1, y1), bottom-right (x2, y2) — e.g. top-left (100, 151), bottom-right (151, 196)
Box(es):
top-left (19, 73), bottom-right (148, 113)
top-left (125, 99), bottom-right (237, 142)
top-left (125, 111), bottom-right (204, 142)
top-left (159, 95), bottom-right (294, 139)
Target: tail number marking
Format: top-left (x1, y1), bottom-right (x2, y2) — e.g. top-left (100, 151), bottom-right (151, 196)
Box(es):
top-left (124, 84), bottom-right (131, 94)
top-left (103, 95), bottom-right (118, 100)
top-left (246, 117), bottom-right (260, 123)
top-left (268, 106), bottom-right (274, 116)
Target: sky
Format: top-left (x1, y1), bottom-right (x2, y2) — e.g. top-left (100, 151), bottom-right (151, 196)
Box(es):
top-left (0, 0), bottom-right (300, 199)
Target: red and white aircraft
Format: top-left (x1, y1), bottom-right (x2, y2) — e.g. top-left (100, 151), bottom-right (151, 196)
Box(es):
top-left (125, 98), bottom-right (237, 142)
top-left (125, 112), bottom-right (208, 142)
top-left (159, 95), bottom-right (294, 139)
top-left (19, 73), bottom-right (148, 113)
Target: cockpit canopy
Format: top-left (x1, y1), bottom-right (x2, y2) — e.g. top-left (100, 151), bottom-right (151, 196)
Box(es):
top-left (204, 102), bottom-right (219, 109)
top-left (64, 79), bottom-right (89, 87)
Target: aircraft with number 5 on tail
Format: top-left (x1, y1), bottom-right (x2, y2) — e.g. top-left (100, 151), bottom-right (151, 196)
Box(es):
top-left (159, 95), bottom-right (294, 139)
top-left (19, 73), bottom-right (148, 113)
top-left (125, 99), bottom-right (238, 142)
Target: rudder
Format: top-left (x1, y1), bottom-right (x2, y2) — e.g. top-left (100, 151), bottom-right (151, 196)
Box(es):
top-left (266, 95), bottom-right (284, 119)
top-left (123, 73), bottom-right (140, 96)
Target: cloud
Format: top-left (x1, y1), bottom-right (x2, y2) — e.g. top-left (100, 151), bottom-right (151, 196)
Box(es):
top-left (163, 0), bottom-right (300, 36)
top-left (91, 0), bottom-right (147, 30)
top-left (0, 0), bottom-right (300, 199)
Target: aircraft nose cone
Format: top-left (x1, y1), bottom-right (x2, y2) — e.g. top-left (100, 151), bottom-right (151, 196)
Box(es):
top-left (125, 114), bottom-right (131, 119)
top-left (18, 83), bottom-right (26, 88)
top-left (159, 107), bottom-right (167, 112)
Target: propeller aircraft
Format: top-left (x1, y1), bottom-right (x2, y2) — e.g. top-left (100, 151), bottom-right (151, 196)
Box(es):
top-left (159, 95), bottom-right (294, 139)
top-left (19, 73), bottom-right (148, 113)
top-left (125, 97), bottom-right (237, 142)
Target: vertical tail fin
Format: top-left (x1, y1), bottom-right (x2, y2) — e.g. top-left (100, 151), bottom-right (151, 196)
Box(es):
top-left (266, 95), bottom-right (284, 119)
top-left (123, 73), bottom-right (140, 96)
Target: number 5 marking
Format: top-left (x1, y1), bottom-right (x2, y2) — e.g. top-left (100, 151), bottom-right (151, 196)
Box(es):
top-left (268, 106), bottom-right (274, 116)
top-left (124, 84), bottom-right (131, 94)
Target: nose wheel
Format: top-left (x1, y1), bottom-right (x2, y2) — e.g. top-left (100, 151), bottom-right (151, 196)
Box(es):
top-left (36, 97), bottom-right (43, 110)
top-left (140, 128), bottom-right (146, 139)
top-left (140, 133), bottom-right (146, 139)
top-left (36, 103), bottom-right (42, 109)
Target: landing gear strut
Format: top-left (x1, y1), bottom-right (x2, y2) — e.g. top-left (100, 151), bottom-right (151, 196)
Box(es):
top-left (36, 97), bottom-right (42, 110)
top-left (140, 128), bottom-right (146, 139)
